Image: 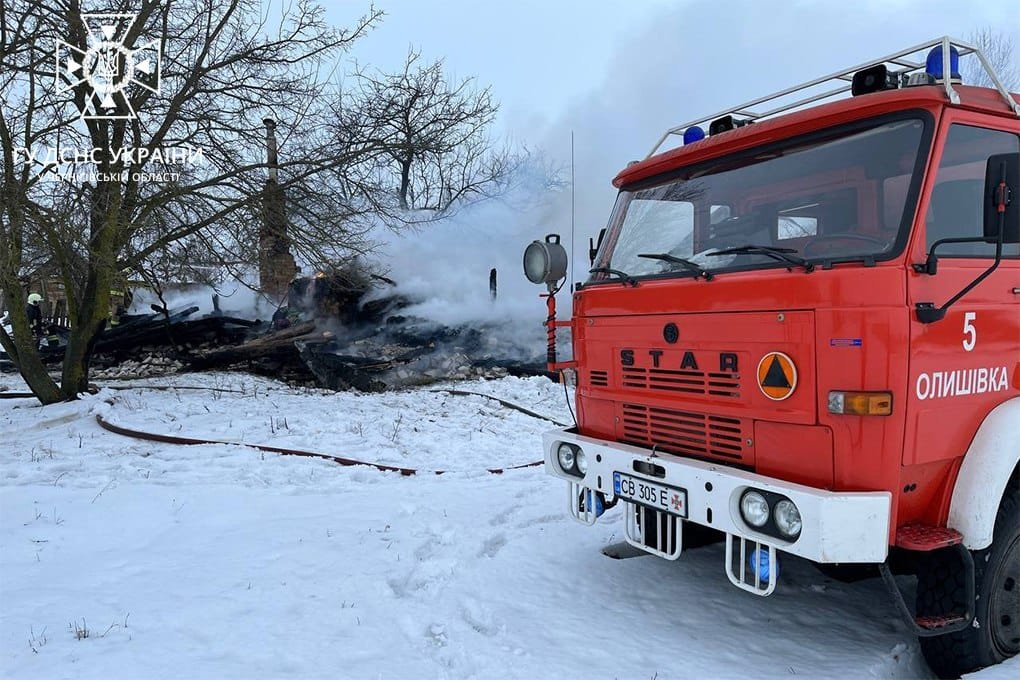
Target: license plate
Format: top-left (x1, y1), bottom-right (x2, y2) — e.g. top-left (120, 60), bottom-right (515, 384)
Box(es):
top-left (613, 472), bottom-right (688, 517)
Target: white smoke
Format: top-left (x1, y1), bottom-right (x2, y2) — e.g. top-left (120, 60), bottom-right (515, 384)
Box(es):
top-left (364, 162), bottom-right (568, 360)
top-left (127, 273), bottom-right (275, 321)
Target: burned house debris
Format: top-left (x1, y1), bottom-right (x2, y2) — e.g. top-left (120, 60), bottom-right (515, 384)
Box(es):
top-left (1, 115), bottom-right (545, 390)
top-left (1, 270), bottom-right (547, 391)
top-left (224, 270), bottom-right (548, 391)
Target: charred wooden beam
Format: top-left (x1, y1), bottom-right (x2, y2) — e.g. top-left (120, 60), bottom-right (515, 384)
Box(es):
top-left (188, 322), bottom-right (320, 370)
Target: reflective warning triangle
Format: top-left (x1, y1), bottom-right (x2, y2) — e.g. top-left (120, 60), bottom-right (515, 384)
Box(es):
top-left (762, 356), bottom-right (791, 389)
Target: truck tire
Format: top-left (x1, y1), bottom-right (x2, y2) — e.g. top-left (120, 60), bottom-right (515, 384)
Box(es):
top-left (917, 485), bottom-right (1019, 678)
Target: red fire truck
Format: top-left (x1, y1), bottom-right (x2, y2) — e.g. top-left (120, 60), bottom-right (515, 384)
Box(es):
top-left (523, 37), bottom-right (1019, 677)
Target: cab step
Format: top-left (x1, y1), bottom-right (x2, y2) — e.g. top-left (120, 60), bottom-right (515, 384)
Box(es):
top-left (895, 523), bottom-right (963, 551)
top-left (915, 614), bottom-right (968, 631)
top-left (878, 543), bottom-right (974, 637)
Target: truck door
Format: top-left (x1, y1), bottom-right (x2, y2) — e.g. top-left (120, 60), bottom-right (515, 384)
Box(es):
top-left (906, 120), bottom-right (1020, 468)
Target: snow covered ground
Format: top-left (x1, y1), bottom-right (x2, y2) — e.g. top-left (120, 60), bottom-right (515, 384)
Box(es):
top-left (1, 372), bottom-right (1016, 679)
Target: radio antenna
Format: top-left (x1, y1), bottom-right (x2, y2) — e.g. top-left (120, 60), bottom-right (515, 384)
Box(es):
top-left (570, 130), bottom-right (575, 294)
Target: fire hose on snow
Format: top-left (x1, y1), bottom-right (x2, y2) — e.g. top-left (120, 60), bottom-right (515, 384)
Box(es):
top-left (48, 384), bottom-right (567, 476)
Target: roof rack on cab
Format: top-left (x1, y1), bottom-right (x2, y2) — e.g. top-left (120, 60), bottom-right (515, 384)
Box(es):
top-left (647, 36), bottom-right (1020, 158)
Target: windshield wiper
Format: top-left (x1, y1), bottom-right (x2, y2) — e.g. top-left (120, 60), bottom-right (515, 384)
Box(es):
top-left (638, 253), bottom-right (714, 280)
top-left (588, 267), bottom-right (639, 286)
top-left (706, 244), bottom-right (815, 272)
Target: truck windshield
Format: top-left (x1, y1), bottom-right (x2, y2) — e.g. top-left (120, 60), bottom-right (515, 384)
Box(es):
top-left (593, 116), bottom-right (931, 280)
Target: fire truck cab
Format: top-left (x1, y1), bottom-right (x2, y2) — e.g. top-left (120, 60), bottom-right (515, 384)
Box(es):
top-left (524, 37), bottom-right (1019, 677)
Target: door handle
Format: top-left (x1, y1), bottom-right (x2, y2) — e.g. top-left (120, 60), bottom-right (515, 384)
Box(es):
top-left (1014, 287), bottom-right (1020, 294)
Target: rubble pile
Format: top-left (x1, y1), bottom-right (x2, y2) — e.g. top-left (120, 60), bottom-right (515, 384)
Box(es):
top-left (91, 353), bottom-right (186, 380)
top-left (192, 305), bottom-right (542, 392)
top-left (297, 324), bottom-right (522, 393)
top-left (3, 276), bottom-right (547, 392)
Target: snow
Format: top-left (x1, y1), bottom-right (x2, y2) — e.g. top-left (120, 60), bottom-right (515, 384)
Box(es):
top-left (1, 372), bottom-right (1017, 679)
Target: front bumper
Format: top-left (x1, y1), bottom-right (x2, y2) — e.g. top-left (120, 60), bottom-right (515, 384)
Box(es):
top-left (544, 428), bottom-right (891, 564)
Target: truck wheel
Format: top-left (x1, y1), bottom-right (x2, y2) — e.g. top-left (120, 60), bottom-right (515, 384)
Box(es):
top-left (917, 486), bottom-right (1019, 678)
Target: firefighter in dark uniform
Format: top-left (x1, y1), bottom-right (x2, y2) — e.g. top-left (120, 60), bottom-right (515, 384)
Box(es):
top-left (26, 293), bottom-right (44, 338)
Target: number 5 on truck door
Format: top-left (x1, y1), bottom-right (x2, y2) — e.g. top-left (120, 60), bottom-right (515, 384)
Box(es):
top-left (963, 312), bottom-right (976, 351)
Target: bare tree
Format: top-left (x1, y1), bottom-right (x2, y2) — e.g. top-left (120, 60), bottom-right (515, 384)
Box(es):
top-left (0, 0), bottom-right (384, 402)
top-left (348, 48), bottom-right (513, 211)
top-left (964, 29), bottom-right (1018, 90)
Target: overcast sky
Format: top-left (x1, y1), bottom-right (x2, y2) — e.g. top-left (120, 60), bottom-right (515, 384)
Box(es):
top-left (327, 0), bottom-right (1019, 281)
top-left (335, 0), bottom-right (1018, 140)
top-left (332, 0), bottom-right (677, 129)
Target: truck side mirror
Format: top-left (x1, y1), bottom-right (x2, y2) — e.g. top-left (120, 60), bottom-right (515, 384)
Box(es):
top-left (589, 228), bottom-right (607, 266)
top-left (984, 152), bottom-right (1020, 244)
top-left (917, 152), bottom-right (1020, 324)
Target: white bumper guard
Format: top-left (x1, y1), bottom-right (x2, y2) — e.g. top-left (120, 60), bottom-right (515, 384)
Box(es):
top-left (545, 429), bottom-right (891, 596)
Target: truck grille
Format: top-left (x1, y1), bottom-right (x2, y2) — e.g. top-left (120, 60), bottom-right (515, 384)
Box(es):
top-left (619, 403), bottom-right (750, 463)
top-left (589, 370), bottom-right (609, 387)
top-left (620, 367), bottom-right (741, 399)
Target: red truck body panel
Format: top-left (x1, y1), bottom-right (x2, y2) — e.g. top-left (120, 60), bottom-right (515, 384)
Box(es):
top-left (569, 83), bottom-right (1020, 545)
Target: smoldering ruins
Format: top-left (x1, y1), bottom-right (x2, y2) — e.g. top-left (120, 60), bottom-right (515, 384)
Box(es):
top-left (205, 267), bottom-right (550, 390)
top-left (1, 269), bottom-right (550, 389)
top-left (0, 117), bottom-right (557, 390)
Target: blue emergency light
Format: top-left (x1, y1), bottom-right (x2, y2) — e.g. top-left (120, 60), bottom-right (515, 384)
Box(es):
top-left (683, 125), bottom-right (706, 144)
top-left (925, 44), bottom-right (960, 79)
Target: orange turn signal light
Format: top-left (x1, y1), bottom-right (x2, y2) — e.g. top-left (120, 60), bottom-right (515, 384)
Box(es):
top-left (827, 391), bottom-right (893, 416)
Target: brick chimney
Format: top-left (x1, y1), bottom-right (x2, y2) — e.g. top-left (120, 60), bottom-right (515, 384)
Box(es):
top-left (259, 117), bottom-right (298, 301)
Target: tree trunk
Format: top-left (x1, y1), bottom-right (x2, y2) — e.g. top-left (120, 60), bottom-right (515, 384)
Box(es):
top-left (398, 156), bottom-right (412, 210)
top-left (5, 343), bottom-right (61, 402)
top-left (59, 313), bottom-right (107, 398)
top-left (59, 187), bottom-right (119, 399)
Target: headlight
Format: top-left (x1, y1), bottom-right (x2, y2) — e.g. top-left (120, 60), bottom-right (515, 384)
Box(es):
top-left (556, 443), bottom-right (576, 473)
top-left (740, 490), bottom-right (770, 527)
top-left (575, 449), bottom-right (588, 475)
top-left (773, 499), bottom-right (802, 538)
